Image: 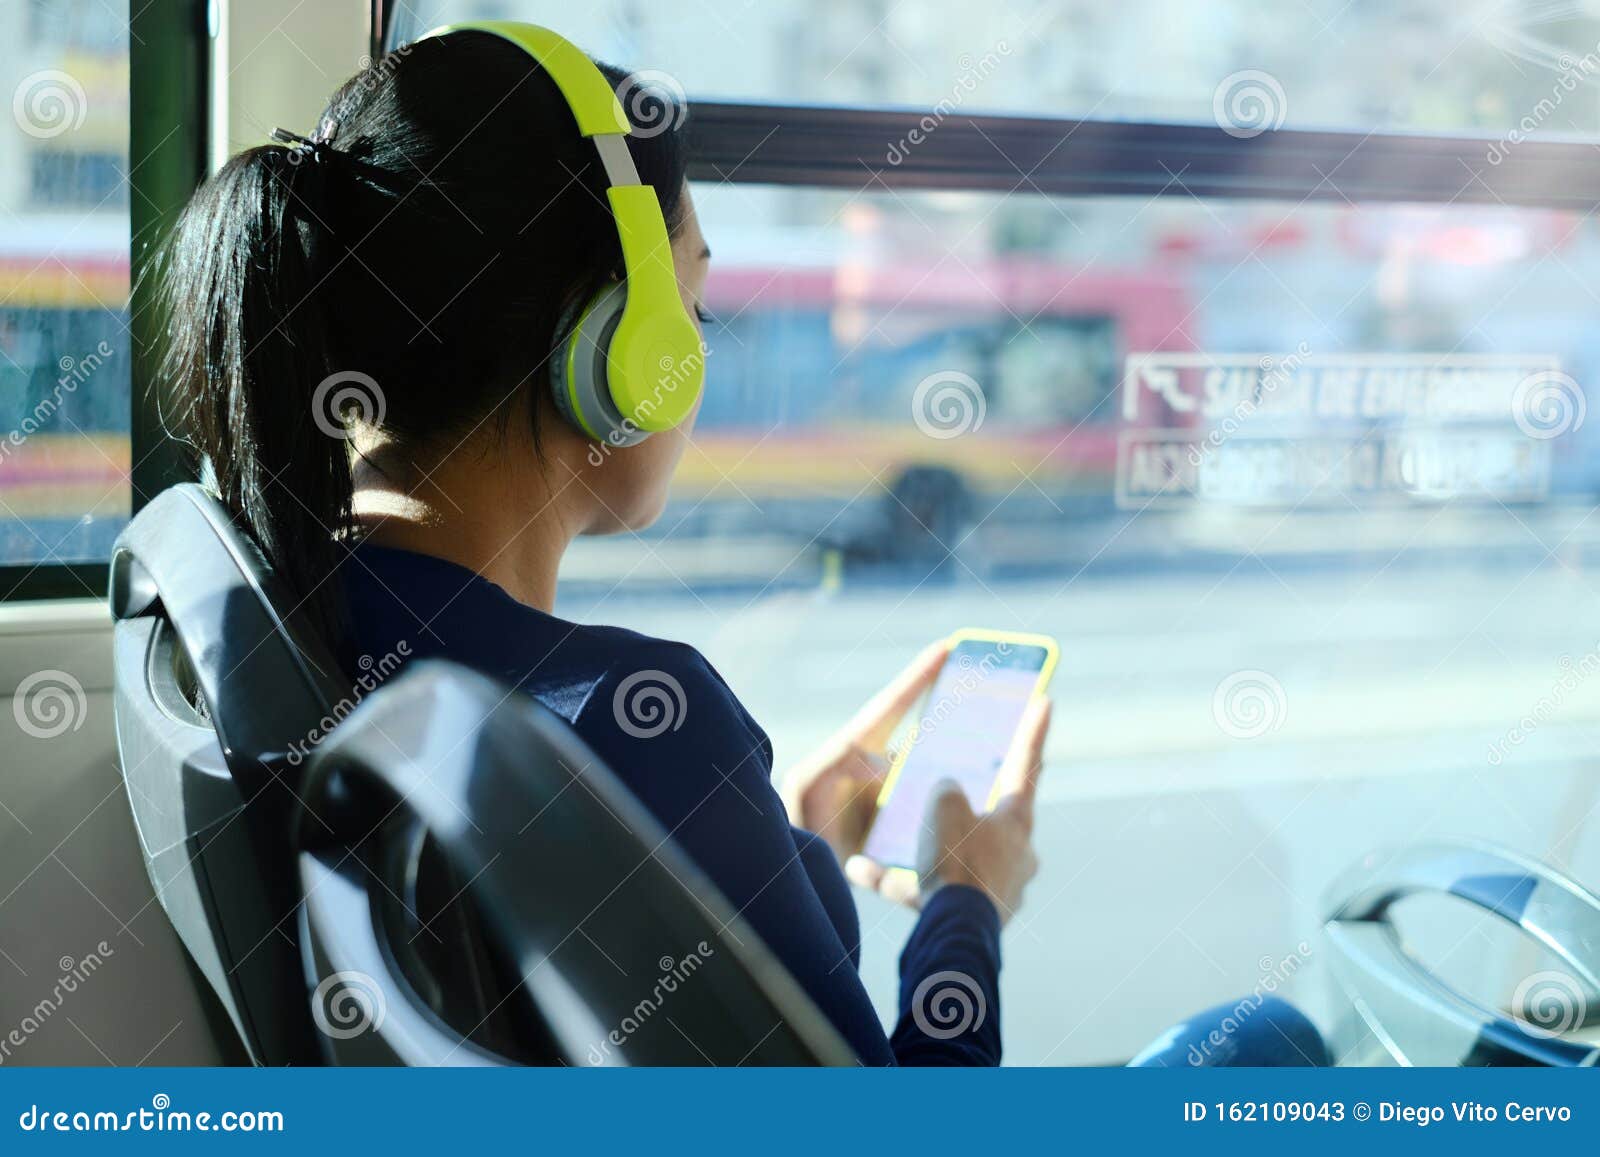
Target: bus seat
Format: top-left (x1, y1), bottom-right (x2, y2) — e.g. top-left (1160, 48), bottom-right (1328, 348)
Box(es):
top-left (297, 659), bottom-right (855, 1064)
top-left (1322, 840), bottom-right (1600, 1066)
top-left (109, 483), bottom-right (349, 1065)
top-left (109, 483), bottom-right (853, 1066)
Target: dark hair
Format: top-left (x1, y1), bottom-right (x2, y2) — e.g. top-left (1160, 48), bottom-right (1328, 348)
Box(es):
top-left (157, 33), bottom-right (688, 656)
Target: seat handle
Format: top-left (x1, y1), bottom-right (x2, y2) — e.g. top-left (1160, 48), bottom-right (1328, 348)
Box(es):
top-left (1324, 840), bottom-right (1600, 1063)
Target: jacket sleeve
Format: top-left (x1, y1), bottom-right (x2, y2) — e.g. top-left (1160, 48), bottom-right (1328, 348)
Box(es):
top-left (889, 883), bottom-right (1003, 1065)
top-left (574, 641), bottom-right (1002, 1066)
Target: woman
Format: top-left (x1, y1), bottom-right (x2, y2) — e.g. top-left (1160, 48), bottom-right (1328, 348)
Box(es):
top-left (157, 29), bottom-right (1049, 1066)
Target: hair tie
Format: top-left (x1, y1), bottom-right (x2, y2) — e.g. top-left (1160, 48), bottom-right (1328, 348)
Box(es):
top-left (271, 117), bottom-right (340, 166)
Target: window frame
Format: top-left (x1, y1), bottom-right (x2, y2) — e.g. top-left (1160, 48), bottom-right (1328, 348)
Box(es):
top-left (681, 103), bottom-right (1600, 209)
top-left (375, 11), bottom-right (1600, 210)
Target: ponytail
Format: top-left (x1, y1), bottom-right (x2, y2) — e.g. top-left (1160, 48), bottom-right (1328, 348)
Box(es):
top-left (158, 143), bottom-right (354, 651)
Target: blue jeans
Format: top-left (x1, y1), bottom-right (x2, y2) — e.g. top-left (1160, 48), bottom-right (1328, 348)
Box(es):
top-left (1128, 996), bottom-right (1329, 1067)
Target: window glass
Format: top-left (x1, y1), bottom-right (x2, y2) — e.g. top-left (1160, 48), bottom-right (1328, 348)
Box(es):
top-left (392, 0), bottom-right (1600, 138)
top-left (551, 180), bottom-right (1600, 1062)
top-left (389, 0), bottom-right (1600, 1064)
top-left (0, 0), bottom-right (131, 576)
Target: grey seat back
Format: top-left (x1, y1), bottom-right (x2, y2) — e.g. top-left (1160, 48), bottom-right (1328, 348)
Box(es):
top-left (109, 483), bottom-right (350, 1065)
top-left (297, 660), bottom-right (856, 1066)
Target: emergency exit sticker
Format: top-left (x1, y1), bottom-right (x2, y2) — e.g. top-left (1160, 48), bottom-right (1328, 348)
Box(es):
top-left (1114, 352), bottom-right (1577, 508)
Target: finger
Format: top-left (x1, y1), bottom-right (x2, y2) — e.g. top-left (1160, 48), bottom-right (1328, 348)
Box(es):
top-left (845, 641), bottom-right (950, 752)
top-left (916, 779), bottom-right (973, 874)
top-left (844, 854), bottom-right (885, 891)
top-left (877, 867), bottom-right (923, 907)
top-left (993, 697), bottom-right (1052, 821)
top-left (931, 780), bottom-right (976, 828)
top-left (844, 745), bottom-right (892, 785)
top-left (847, 854), bottom-right (921, 908)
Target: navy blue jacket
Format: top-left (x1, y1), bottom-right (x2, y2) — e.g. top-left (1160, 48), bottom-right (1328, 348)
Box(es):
top-left (343, 544), bottom-right (1002, 1064)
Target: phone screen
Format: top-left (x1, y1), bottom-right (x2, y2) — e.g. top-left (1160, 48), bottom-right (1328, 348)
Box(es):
top-left (862, 638), bottom-right (1051, 869)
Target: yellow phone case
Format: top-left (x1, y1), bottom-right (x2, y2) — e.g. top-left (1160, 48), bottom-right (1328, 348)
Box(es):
top-left (865, 628), bottom-right (1059, 867)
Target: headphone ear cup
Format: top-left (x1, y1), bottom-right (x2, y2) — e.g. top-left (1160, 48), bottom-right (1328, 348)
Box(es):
top-left (548, 282), bottom-right (648, 447)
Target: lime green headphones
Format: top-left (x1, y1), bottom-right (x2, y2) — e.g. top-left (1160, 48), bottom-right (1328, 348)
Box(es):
top-left (422, 21), bottom-right (704, 446)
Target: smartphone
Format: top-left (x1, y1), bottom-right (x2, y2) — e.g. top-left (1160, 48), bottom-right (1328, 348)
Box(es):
top-left (861, 629), bottom-right (1059, 869)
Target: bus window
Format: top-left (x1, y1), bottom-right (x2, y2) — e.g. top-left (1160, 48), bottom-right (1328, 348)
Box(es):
top-left (0, 0), bottom-right (131, 572)
top-left (381, 4), bottom-right (1600, 1064)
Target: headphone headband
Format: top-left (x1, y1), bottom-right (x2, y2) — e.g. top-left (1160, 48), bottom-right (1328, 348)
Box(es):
top-left (423, 21), bottom-right (630, 137)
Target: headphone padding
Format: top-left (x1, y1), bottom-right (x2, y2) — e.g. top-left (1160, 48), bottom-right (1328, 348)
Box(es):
top-left (550, 282), bottom-right (648, 447)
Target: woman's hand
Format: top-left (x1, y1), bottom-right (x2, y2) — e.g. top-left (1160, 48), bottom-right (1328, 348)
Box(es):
top-left (917, 696), bottom-right (1051, 925)
top-left (780, 642), bottom-right (949, 872)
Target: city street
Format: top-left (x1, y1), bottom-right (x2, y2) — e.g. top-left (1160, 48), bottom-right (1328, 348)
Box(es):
top-left (565, 515), bottom-right (1600, 1062)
